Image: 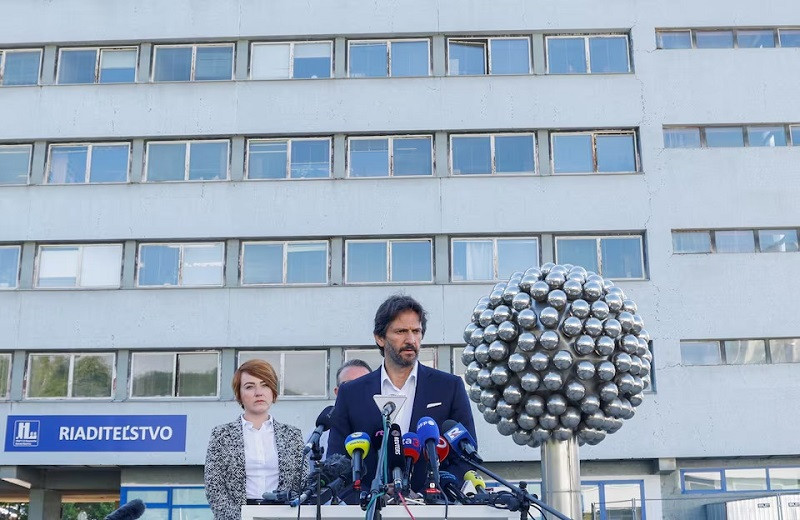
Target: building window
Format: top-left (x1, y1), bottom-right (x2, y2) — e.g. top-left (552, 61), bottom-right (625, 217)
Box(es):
top-left (450, 133), bottom-right (536, 175)
top-left (551, 131), bottom-right (638, 174)
top-left (0, 144), bottom-right (32, 185)
top-left (137, 242), bottom-right (225, 287)
top-left (0, 49), bottom-right (41, 85)
top-left (656, 30), bottom-right (692, 49)
top-left (679, 340), bottom-right (722, 366)
top-left (555, 235), bottom-right (645, 279)
top-left (758, 229), bottom-right (799, 252)
top-left (26, 353), bottom-right (115, 399)
top-left (238, 351), bottom-right (327, 398)
top-left (0, 353), bottom-right (10, 400)
top-left (664, 125), bottom-right (795, 148)
top-left (672, 231), bottom-right (712, 254)
top-left (121, 487), bottom-right (210, 519)
top-left (347, 136), bottom-right (432, 177)
top-left (153, 44), bottom-right (234, 82)
top-left (46, 143), bottom-right (130, 184)
top-left (130, 352), bottom-right (219, 398)
top-left (581, 481), bottom-right (645, 520)
top-left (747, 125), bottom-right (787, 146)
top-left (682, 467), bottom-right (800, 493)
top-left (714, 230), bottom-right (755, 253)
top-left (250, 41), bottom-right (332, 79)
top-left (447, 37), bottom-right (531, 75)
top-left (779, 29), bottom-right (800, 47)
top-left (57, 47), bottom-right (137, 84)
top-left (346, 239), bottom-right (433, 283)
top-left (770, 338), bottom-right (800, 363)
top-left (0, 245), bottom-right (22, 289)
top-left (659, 28), bottom-right (800, 49)
top-left (241, 241), bottom-right (328, 285)
top-left (146, 140), bottom-right (229, 181)
top-left (346, 348), bottom-right (437, 372)
top-left (451, 237), bottom-right (539, 282)
top-left (35, 244), bottom-right (123, 289)
top-left (246, 138), bottom-right (331, 179)
top-left (680, 338), bottom-right (800, 365)
top-left (546, 35), bottom-right (630, 74)
top-left (674, 229), bottom-right (799, 254)
top-left (348, 39), bottom-right (430, 77)
top-left (695, 30), bottom-right (735, 49)
top-left (737, 29), bottom-right (776, 48)
top-left (663, 128), bottom-right (701, 149)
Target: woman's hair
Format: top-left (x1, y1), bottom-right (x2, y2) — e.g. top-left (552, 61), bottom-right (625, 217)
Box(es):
top-left (232, 359), bottom-right (279, 409)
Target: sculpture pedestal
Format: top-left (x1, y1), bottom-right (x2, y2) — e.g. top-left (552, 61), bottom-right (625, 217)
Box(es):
top-left (541, 437), bottom-right (582, 519)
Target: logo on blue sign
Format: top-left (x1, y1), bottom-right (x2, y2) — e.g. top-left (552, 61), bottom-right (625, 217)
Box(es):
top-left (13, 420), bottom-right (40, 447)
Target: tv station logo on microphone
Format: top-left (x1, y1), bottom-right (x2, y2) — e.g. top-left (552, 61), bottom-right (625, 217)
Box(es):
top-left (13, 420), bottom-right (40, 448)
top-left (444, 424), bottom-right (465, 442)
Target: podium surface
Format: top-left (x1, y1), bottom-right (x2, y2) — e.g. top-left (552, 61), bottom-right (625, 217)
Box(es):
top-left (241, 504), bottom-right (518, 520)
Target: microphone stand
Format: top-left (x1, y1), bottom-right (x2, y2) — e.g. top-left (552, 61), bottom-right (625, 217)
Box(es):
top-left (454, 453), bottom-right (571, 520)
top-left (308, 442), bottom-right (324, 520)
top-left (364, 412), bottom-right (391, 520)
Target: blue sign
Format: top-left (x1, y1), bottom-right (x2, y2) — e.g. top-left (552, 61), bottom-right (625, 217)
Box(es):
top-left (4, 415), bottom-right (187, 452)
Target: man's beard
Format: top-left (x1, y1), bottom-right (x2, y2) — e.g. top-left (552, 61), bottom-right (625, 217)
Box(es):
top-left (387, 342), bottom-right (418, 367)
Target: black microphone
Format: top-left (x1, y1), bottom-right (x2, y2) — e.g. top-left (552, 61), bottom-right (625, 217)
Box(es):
top-left (302, 405), bottom-right (335, 456)
top-left (442, 419), bottom-right (481, 462)
top-left (387, 424), bottom-right (404, 490)
top-left (261, 490), bottom-right (292, 504)
top-left (440, 471), bottom-right (469, 504)
top-left (105, 499), bottom-right (146, 520)
top-left (382, 400), bottom-right (396, 417)
top-left (290, 453), bottom-right (351, 506)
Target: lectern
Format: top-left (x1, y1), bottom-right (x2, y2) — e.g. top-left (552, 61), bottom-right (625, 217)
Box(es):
top-left (241, 504), bottom-right (518, 520)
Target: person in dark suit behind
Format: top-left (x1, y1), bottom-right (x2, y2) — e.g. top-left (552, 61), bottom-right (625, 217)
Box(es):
top-left (204, 359), bottom-right (306, 520)
top-left (327, 294), bottom-right (477, 500)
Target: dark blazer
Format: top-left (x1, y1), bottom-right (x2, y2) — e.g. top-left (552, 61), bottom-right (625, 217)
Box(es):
top-left (328, 363), bottom-right (477, 501)
top-left (204, 417), bottom-right (306, 520)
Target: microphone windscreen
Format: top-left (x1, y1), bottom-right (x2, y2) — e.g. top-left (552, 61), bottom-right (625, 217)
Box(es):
top-left (402, 432), bottom-right (421, 462)
top-left (435, 436), bottom-right (450, 461)
top-left (441, 419), bottom-right (457, 433)
top-left (443, 420), bottom-right (478, 458)
top-left (387, 424), bottom-right (404, 470)
top-left (416, 416), bottom-right (439, 444)
top-left (464, 470), bottom-right (486, 490)
top-left (345, 432), bottom-right (370, 458)
top-left (105, 499), bottom-right (146, 520)
top-left (315, 405), bottom-right (335, 428)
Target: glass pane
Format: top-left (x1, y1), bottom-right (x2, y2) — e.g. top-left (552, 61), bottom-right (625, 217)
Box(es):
top-left (495, 135), bottom-right (535, 174)
top-left (3, 50), bottom-right (41, 85)
top-left (138, 245), bottom-right (180, 286)
top-left (189, 141), bottom-right (227, 180)
top-left (715, 230), bottom-right (755, 253)
top-left (705, 127), bottom-right (744, 148)
top-left (603, 483), bottom-right (642, 520)
top-left (747, 126), bottom-right (786, 147)
top-left (393, 137), bottom-right (432, 176)
top-left (90, 144), bottom-right (129, 183)
top-left (283, 352), bottom-right (327, 396)
top-left (349, 139), bottom-right (389, 177)
top-left (769, 467), bottom-right (800, 489)
top-left (0, 354), bottom-right (10, 398)
top-left (0, 247), bottom-right (20, 288)
top-left (769, 338), bottom-right (800, 364)
top-left (581, 484), bottom-right (601, 517)
top-left (127, 489), bottom-right (169, 504)
top-left (250, 44), bottom-right (289, 79)
top-left (27, 355), bottom-right (69, 397)
top-left (242, 243), bottom-right (283, 284)
top-left (779, 29), bottom-right (800, 47)
top-left (248, 141), bottom-right (287, 179)
top-left (391, 40), bottom-right (429, 77)
top-left (344, 349), bottom-right (384, 373)
top-left (0, 145), bottom-right (31, 184)
top-left (758, 229), bottom-right (799, 252)
top-left (293, 42), bottom-right (331, 79)
top-left (290, 139), bottom-right (330, 178)
top-left (347, 241), bottom-right (387, 282)
top-left (589, 36), bottom-right (629, 73)
top-left (48, 146), bottom-right (88, 184)
top-left (552, 134), bottom-right (593, 173)
top-left (173, 488), bottom-right (209, 505)
top-left (195, 46), bottom-right (233, 80)
top-left (147, 143), bottom-right (186, 181)
top-left (286, 242), bottom-right (327, 283)
top-left (672, 231), bottom-right (711, 253)
top-left (139, 509), bottom-right (169, 520)
top-left (557, 239), bottom-right (598, 272)
top-left (547, 38), bottom-right (587, 74)
top-left (452, 136), bottom-right (491, 175)
top-left (153, 47), bottom-right (192, 81)
top-left (72, 354), bottom-right (114, 397)
top-left (177, 353), bottom-right (218, 397)
top-left (99, 49), bottom-right (137, 83)
top-left (38, 247), bottom-right (80, 287)
top-left (680, 341), bottom-right (721, 365)
top-left (601, 237), bottom-right (643, 278)
top-left (452, 240), bottom-right (493, 281)
top-left (792, 126), bottom-right (800, 146)
top-left (58, 49), bottom-right (97, 84)
top-left (181, 244), bottom-right (224, 286)
top-left (657, 31), bottom-right (692, 49)
top-left (596, 134), bottom-right (636, 172)
top-left (489, 38), bottom-right (530, 75)
top-left (695, 31), bottom-right (735, 49)
top-left (349, 42), bottom-right (388, 78)
top-left (172, 508), bottom-right (212, 520)
top-left (726, 468), bottom-right (767, 491)
top-left (724, 339), bottom-right (766, 364)
top-left (664, 128), bottom-right (701, 148)
top-left (684, 471), bottom-right (723, 491)
top-left (449, 41), bottom-right (486, 75)
top-left (737, 29), bottom-right (775, 48)
top-left (79, 245), bottom-right (122, 288)
top-left (131, 353), bottom-right (174, 397)
top-left (497, 239), bottom-right (539, 279)
top-left (391, 240), bottom-right (432, 282)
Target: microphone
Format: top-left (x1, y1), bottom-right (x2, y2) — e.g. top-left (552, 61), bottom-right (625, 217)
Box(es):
top-left (382, 400), bottom-right (396, 417)
top-left (442, 419), bottom-right (482, 462)
top-left (402, 432), bottom-right (421, 491)
top-left (464, 470), bottom-right (486, 494)
top-left (344, 432), bottom-right (370, 489)
top-left (440, 471), bottom-right (469, 504)
top-left (105, 499), bottom-right (146, 520)
top-left (416, 416), bottom-right (441, 488)
top-left (303, 405), bottom-right (335, 456)
top-left (387, 424), bottom-right (405, 490)
top-left (291, 453), bottom-right (351, 506)
top-left (435, 435), bottom-right (450, 463)
top-left (261, 490), bottom-right (291, 504)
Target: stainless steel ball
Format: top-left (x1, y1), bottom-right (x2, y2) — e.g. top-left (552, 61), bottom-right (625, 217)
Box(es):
top-left (489, 290), bottom-right (504, 307)
top-left (539, 413), bottom-right (559, 430)
top-left (524, 394), bottom-right (546, 416)
top-left (483, 407), bottom-right (500, 424)
top-left (468, 382), bottom-right (482, 402)
top-left (490, 364), bottom-right (511, 385)
top-left (591, 300), bottom-right (610, 320)
top-left (464, 361), bottom-right (481, 384)
top-left (496, 399), bottom-right (516, 419)
top-left (503, 384), bottom-right (523, 405)
top-left (512, 430), bottom-right (533, 446)
top-left (583, 280), bottom-right (603, 301)
top-left (530, 351), bottom-right (550, 371)
top-left (502, 285), bottom-right (521, 304)
top-left (553, 350), bottom-right (574, 370)
top-left (474, 344), bottom-right (491, 364)
top-left (497, 321), bottom-right (518, 341)
top-left (540, 262), bottom-right (555, 275)
top-left (546, 394), bottom-right (568, 415)
top-left (547, 289), bottom-right (568, 309)
top-left (519, 274), bottom-right (538, 292)
top-left (575, 361), bottom-right (595, 380)
top-left (631, 314), bottom-right (644, 334)
top-left (603, 398), bottom-right (624, 418)
top-left (575, 335), bottom-right (595, 355)
top-left (488, 340), bottom-right (510, 361)
top-left (483, 324), bottom-right (499, 344)
top-left (517, 412), bottom-right (537, 431)
top-left (478, 309), bottom-right (494, 327)
top-left (604, 293), bottom-right (623, 313)
top-left (628, 355), bottom-right (642, 376)
top-left (539, 307), bottom-right (560, 328)
top-left (461, 345), bottom-right (476, 365)
top-left (595, 336), bottom-right (615, 356)
top-left (621, 334), bottom-right (639, 354)
top-left (565, 380), bottom-right (586, 402)
top-left (517, 332), bottom-right (537, 352)
top-left (613, 352), bottom-right (632, 372)
top-left (583, 317), bottom-right (604, 337)
top-left (539, 330), bottom-right (560, 350)
top-left (580, 395), bottom-right (601, 414)
top-left (507, 353), bottom-right (528, 373)
top-left (562, 317), bottom-right (583, 337)
top-left (604, 319), bottom-right (622, 338)
top-left (468, 328), bottom-right (484, 347)
top-left (570, 299), bottom-right (591, 319)
top-left (476, 368), bottom-right (493, 388)
top-left (511, 292), bottom-right (532, 311)
top-left (563, 279), bottom-right (583, 300)
top-left (531, 427), bottom-right (551, 443)
top-left (628, 393), bottom-right (644, 407)
top-left (552, 427), bottom-right (573, 441)
top-left (560, 408), bottom-right (582, 429)
top-left (530, 281), bottom-right (550, 301)
top-left (464, 322), bottom-right (479, 342)
top-left (496, 417), bottom-right (518, 435)
top-left (492, 305), bottom-right (511, 324)
top-left (596, 361), bottom-right (616, 381)
top-left (542, 371), bottom-right (564, 391)
top-left (617, 311), bottom-right (635, 333)
top-left (517, 309), bottom-right (537, 330)
top-left (622, 299), bottom-right (638, 313)
top-left (599, 382), bottom-right (619, 402)
top-left (520, 371), bottom-right (541, 392)
top-left (545, 271), bottom-right (566, 289)
top-left (480, 389), bottom-right (500, 408)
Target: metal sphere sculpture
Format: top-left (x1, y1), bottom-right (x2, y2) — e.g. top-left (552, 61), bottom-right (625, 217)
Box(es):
top-left (461, 263), bottom-right (652, 448)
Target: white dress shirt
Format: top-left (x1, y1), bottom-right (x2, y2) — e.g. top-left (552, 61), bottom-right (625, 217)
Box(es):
top-left (380, 361), bottom-right (419, 434)
top-left (241, 415), bottom-right (279, 499)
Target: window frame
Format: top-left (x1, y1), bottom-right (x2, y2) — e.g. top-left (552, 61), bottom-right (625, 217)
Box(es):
top-left (136, 242), bottom-right (226, 288)
top-left (237, 350), bottom-right (328, 399)
top-left (0, 48), bottom-right (43, 86)
top-left (681, 466), bottom-right (799, 494)
top-left (681, 337), bottom-right (800, 366)
top-left (554, 234), bottom-right (646, 280)
top-left (144, 139), bottom-right (231, 182)
top-left (448, 132), bottom-right (537, 176)
top-left (34, 243), bottom-right (124, 289)
top-left (56, 46), bottom-right (139, 84)
top-left (344, 238), bottom-right (434, 284)
top-left (347, 38), bottom-right (432, 78)
top-left (45, 142), bottom-right (131, 184)
top-left (545, 34), bottom-right (632, 74)
top-left (0, 143), bottom-right (33, 185)
top-left (249, 41), bottom-right (333, 80)
top-left (0, 245), bottom-right (22, 290)
top-left (121, 486), bottom-right (210, 518)
top-left (659, 27), bottom-right (800, 49)
top-left (446, 36), bottom-right (532, 76)
top-left (245, 137), bottom-right (332, 180)
top-left (346, 135), bottom-right (434, 178)
top-left (240, 240), bottom-right (329, 286)
top-left (550, 130), bottom-right (639, 174)
top-left (25, 352), bottom-right (116, 400)
top-left (0, 352), bottom-right (11, 400)
top-left (450, 236), bottom-right (541, 282)
top-left (129, 351), bottom-right (221, 399)
top-left (151, 43), bottom-right (235, 82)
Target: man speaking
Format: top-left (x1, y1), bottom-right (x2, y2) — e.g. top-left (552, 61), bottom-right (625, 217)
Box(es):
top-left (327, 294), bottom-right (477, 499)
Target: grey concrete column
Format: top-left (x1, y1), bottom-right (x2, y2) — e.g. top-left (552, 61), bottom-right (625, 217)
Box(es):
top-left (437, 345), bottom-right (452, 373)
top-left (235, 40), bottom-right (249, 80)
top-left (433, 235), bottom-right (449, 284)
top-left (230, 136), bottom-right (245, 181)
top-left (18, 242), bottom-right (36, 290)
top-left (329, 238), bottom-right (343, 286)
top-left (30, 141), bottom-right (47, 185)
top-left (433, 131), bottom-right (448, 178)
top-left (225, 239), bottom-right (240, 287)
top-left (332, 135), bottom-right (346, 179)
top-left (537, 129), bottom-right (551, 176)
top-left (129, 139), bottom-right (144, 183)
top-left (431, 35), bottom-right (446, 76)
top-left (531, 34), bottom-right (546, 75)
top-left (334, 38), bottom-right (347, 78)
top-left (28, 488), bottom-right (62, 520)
top-left (40, 45), bottom-right (57, 85)
top-left (115, 349), bottom-right (130, 401)
top-left (219, 348), bottom-right (237, 400)
top-left (540, 234), bottom-right (555, 264)
top-left (328, 346), bottom-right (343, 396)
top-left (541, 438), bottom-right (581, 519)
top-left (121, 240), bottom-right (137, 289)
top-left (138, 43), bottom-right (152, 83)
top-left (10, 350), bottom-right (26, 400)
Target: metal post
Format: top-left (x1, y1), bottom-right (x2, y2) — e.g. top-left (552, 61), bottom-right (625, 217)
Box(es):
top-left (541, 437), bottom-right (582, 519)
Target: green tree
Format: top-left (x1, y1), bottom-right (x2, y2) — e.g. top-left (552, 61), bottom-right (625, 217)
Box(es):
top-left (61, 502), bottom-right (117, 520)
